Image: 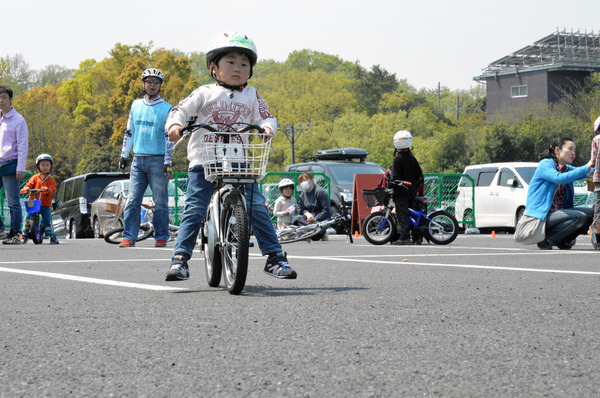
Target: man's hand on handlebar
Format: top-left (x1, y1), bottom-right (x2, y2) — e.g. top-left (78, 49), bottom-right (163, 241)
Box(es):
top-left (168, 125), bottom-right (183, 143)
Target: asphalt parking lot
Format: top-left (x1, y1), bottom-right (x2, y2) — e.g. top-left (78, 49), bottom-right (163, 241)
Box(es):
top-left (1, 233), bottom-right (600, 397)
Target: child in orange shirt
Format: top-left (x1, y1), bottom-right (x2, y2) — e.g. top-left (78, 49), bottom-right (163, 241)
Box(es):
top-left (20, 154), bottom-right (58, 244)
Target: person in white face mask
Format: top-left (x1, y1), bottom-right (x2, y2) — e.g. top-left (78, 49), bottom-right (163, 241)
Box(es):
top-left (292, 172), bottom-right (332, 241)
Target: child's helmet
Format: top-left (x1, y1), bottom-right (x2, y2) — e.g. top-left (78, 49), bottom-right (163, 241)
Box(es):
top-left (278, 178), bottom-right (295, 192)
top-left (141, 68), bottom-right (164, 82)
top-left (36, 154), bottom-right (53, 171)
top-left (206, 32), bottom-right (258, 69)
top-left (594, 116), bottom-right (600, 134)
top-left (393, 130), bottom-right (413, 149)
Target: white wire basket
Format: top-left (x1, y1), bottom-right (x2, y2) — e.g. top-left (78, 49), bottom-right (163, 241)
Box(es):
top-left (201, 131), bottom-right (273, 182)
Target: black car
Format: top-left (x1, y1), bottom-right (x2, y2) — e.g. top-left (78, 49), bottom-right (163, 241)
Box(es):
top-left (285, 148), bottom-right (385, 230)
top-left (51, 172), bottom-right (129, 238)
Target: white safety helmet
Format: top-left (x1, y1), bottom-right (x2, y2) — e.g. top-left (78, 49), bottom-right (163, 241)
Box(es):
top-left (393, 130), bottom-right (413, 149)
top-left (206, 32), bottom-right (258, 70)
top-left (278, 178), bottom-right (295, 191)
top-left (141, 68), bottom-right (164, 82)
top-left (35, 153), bottom-right (53, 171)
top-left (594, 115), bottom-right (600, 134)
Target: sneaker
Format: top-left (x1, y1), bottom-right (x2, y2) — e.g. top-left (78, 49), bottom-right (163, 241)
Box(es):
top-left (155, 239), bottom-right (167, 247)
top-left (556, 240), bottom-right (575, 250)
top-left (118, 239), bottom-right (135, 248)
top-left (21, 234), bottom-right (29, 244)
top-left (264, 252), bottom-right (297, 279)
top-left (2, 230), bottom-right (21, 245)
top-left (165, 255), bottom-right (189, 281)
top-left (537, 240), bottom-right (552, 250)
top-left (49, 236), bottom-right (59, 245)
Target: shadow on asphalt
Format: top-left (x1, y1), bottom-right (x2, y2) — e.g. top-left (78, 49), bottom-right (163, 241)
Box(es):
top-left (172, 285), bottom-right (369, 297)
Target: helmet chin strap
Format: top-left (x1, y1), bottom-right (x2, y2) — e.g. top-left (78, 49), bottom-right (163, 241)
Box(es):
top-left (216, 80), bottom-right (247, 97)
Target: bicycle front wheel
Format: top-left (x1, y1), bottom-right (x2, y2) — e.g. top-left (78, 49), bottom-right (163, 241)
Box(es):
top-left (220, 192), bottom-right (249, 295)
top-left (362, 212), bottom-right (397, 245)
top-left (424, 210), bottom-right (458, 245)
top-left (31, 215), bottom-right (44, 244)
top-left (104, 227), bottom-right (125, 244)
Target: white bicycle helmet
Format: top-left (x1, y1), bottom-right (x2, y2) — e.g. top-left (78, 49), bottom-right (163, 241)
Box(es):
top-left (278, 178), bottom-right (295, 191)
top-left (594, 115), bottom-right (600, 134)
top-left (206, 32), bottom-right (258, 69)
top-left (36, 153), bottom-right (53, 171)
top-left (141, 68), bottom-right (164, 82)
top-left (393, 130), bottom-right (413, 149)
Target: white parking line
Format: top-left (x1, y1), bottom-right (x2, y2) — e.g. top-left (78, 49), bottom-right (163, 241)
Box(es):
top-left (0, 266), bottom-right (186, 291)
top-left (288, 255), bottom-right (600, 276)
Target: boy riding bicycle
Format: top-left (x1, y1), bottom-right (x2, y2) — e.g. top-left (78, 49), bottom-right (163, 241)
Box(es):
top-left (20, 154), bottom-right (59, 244)
top-left (164, 32), bottom-right (297, 281)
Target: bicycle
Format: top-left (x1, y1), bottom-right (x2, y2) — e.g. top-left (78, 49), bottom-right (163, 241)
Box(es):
top-left (175, 117), bottom-right (273, 295)
top-left (361, 181), bottom-right (459, 245)
top-left (277, 205), bottom-right (354, 244)
top-left (23, 188), bottom-right (46, 244)
top-left (103, 203), bottom-right (179, 244)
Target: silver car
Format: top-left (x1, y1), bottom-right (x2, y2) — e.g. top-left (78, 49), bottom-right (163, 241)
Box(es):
top-left (90, 179), bottom-right (186, 238)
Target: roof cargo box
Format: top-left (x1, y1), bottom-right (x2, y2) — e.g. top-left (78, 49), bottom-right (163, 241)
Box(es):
top-left (315, 148), bottom-right (368, 162)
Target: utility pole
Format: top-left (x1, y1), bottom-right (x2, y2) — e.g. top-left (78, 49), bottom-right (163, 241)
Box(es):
top-left (278, 123), bottom-right (311, 164)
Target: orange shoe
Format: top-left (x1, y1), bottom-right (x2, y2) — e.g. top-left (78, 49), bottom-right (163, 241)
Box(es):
top-left (118, 239), bottom-right (135, 248)
top-left (155, 239), bottom-right (167, 247)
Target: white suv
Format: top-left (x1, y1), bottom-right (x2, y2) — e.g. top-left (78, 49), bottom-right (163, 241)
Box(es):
top-left (455, 162), bottom-right (538, 229)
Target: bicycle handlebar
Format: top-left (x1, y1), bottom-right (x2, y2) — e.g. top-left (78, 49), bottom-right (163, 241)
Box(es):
top-left (174, 116), bottom-right (268, 150)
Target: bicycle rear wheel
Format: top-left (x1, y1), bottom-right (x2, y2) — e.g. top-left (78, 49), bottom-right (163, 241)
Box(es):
top-left (362, 211), bottom-right (397, 245)
top-left (102, 218), bottom-right (123, 236)
top-left (220, 192), bottom-right (249, 295)
top-left (277, 224), bottom-right (322, 244)
top-left (424, 210), bottom-right (458, 245)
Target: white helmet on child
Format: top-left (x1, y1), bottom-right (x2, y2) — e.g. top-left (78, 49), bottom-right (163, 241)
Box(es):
top-left (594, 116), bottom-right (600, 134)
top-left (206, 32), bottom-right (258, 69)
top-left (393, 130), bottom-right (413, 149)
top-left (35, 153), bottom-right (54, 171)
top-left (278, 178), bottom-right (295, 191)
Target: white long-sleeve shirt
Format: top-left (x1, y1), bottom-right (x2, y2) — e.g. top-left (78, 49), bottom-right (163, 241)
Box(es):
top-left (166, 84), bottom-right (277, 168)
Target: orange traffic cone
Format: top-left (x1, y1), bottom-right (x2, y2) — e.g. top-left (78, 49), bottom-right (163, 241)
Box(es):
top-left (354, 231), bottom-right (360, 238)
top-left (491, 230), bottom-right (496, 238)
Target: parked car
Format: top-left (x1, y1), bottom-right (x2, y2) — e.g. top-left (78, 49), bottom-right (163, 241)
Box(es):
top-left (455, 162), bottom-right (593, 230)
top-left (51, 172), bottom-right (129, 238)
top-left (285, 148), bottom-right (385, 231)
top-left (455, 162), bottom-right (537, 229)
top-left (89, 179), bottom-right (186, 238)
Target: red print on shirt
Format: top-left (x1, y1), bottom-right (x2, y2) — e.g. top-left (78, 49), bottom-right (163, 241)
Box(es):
top-left (256, 92), bottom-right (273, 119)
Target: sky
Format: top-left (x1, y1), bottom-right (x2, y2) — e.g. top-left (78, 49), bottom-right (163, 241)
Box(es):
top-left (2, 0), bottom-right (599, 91)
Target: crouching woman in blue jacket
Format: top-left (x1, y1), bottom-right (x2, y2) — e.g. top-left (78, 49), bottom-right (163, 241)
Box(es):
top-left (524, 137), bottom-right (594, 250)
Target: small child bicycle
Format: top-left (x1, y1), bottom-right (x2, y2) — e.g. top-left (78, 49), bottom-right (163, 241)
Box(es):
top-left (23, 188), bottom-right (47, 244)
top-left (175, 117), bottom-right (273, 295)
top-left (361, 181), bottom-right (459, 245)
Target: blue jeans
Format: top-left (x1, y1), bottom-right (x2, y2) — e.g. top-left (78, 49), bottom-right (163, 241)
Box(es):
top-left (0, 172), bottom-right (23, 231)
top-left (545, 206), bottom-right (593, 245)
top-left (174, 165), bottom-right (281, 260)
top-left (23, 206), bottom-right (55, 237)
top-left (123, 156), bottom-right (170, 242)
